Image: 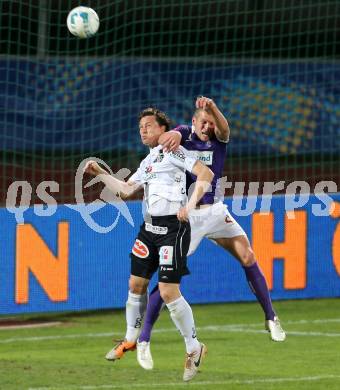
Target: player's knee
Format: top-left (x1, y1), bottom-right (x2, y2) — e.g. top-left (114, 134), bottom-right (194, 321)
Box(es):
top-left (159, 291), bottom-right (169, 303)
top-left (128, 276), bottom-right (147, 295)
top-left (158, 284), bottom-right (180, 304)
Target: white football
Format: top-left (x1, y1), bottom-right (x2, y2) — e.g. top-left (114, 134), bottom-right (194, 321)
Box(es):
top-left (67, 6), bottom-right (99, 38)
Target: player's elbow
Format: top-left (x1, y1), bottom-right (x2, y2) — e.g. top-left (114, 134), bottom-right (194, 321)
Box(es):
top-left (120, 192), bottom-right (129, 200)
top-left (121, 182), bottom-right (140, 200)
top-left (206, 167), bottom-right (214, 183)
top-left (200, 167), bottom-right (214, 186)
top-left (220, 128), bottom-right (230, 142)
top-left (121, 187), bottom-right (136, 200)
top-left (194, 162), bottom-right (214, 184)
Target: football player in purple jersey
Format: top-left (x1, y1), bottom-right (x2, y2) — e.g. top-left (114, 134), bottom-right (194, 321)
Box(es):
top-left (136, 96), bottom-right (286, 371)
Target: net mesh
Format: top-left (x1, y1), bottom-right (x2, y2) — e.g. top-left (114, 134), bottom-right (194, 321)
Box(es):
top-left (0, 0), bottom-right (339, 204)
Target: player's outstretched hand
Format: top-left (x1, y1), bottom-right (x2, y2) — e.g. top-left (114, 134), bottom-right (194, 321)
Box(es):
top-left (196, 96), bottom-right (216, 112)
top-left (159, 131), bottom-right (181, 152)
top-left (177, 206), bottom-right (189, 222)
top-left (83, 160), bottom-right (105, 176)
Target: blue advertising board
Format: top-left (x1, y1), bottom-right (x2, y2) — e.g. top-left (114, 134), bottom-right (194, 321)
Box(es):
top-left (1, 193), bottom-right (339, 315)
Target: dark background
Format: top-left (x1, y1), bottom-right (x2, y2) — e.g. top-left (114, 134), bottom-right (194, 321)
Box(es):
top-left (0, 0), bottom-right (339, 205)
top-left (1, 0), bottom-right (339, 58)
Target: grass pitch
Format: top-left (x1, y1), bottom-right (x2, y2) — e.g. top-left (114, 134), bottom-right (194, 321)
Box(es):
top-left (1, 298), bottom-right (340, 390)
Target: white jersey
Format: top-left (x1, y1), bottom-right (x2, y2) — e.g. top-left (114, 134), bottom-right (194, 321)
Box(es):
top-left (129, 145), bottom-right (196, 216)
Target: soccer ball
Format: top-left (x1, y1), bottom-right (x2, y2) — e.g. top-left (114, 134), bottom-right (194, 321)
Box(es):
top-left (67, 6), bottom-right (99, 38)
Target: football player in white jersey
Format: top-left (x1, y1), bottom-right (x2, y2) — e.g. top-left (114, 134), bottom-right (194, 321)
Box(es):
top-left (84, 107), bottom-right (213, 381)
top-left (136, 97), bottom-right (286, 371)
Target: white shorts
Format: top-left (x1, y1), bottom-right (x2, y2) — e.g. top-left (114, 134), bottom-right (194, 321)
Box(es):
top-left (188, 202), bottom-right (246, 256)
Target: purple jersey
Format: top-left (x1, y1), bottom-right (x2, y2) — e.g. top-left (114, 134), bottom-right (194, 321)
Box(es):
top-left (175, 125), bottom-right (227, 205)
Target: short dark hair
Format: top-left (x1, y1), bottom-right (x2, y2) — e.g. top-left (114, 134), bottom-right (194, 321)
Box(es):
top-left (138, 107), bottom-right (171, 132)
top-left (193, 108), bottom-right (205, 118)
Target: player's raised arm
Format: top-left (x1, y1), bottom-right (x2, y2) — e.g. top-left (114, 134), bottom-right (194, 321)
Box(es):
top-left (177, 160), bottom-right (214, 222)
top-left (83, 160), bottom-right (140, 200)
top-left (196, 96), bottom-right (230, 142)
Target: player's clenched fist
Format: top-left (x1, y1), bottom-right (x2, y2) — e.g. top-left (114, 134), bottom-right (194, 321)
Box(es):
top-left (195, 96), bottom-right (216, 112)
top-left (83, 160), bottom-right (106, 176)
top-left (177, 206), bottom-right (189, 222)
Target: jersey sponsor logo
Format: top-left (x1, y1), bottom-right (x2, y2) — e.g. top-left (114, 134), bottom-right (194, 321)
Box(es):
top-left (170, 150), bottom-right (185, 161)
top-left (132, 239), bottom-right (149, 258)
top-left (174, 173), bottom-right (182, 183)
top-left (144, 172), bottom-right (157, 181)
top-left (145, 223), bottom-right (168, 235)
top-left (153, 151), bottom-right (164, 163)
top-left (143, 166), bottom-right (156, 181)
top-left (159, 246), bottom-right (173, 265)
top-left (160, 265), bottom-right (173, 271)
top-left (196, 151), bottom-right (213, 166)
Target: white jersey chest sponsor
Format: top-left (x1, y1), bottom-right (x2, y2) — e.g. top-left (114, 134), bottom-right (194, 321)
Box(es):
top-left (130, 146), bottom-right (196, 216)
top-left (141, 150), bottom-right (186, 188)
top-left (141, 157), bottom-right (185, 184)
top-left (140, 150), bottom-right (186, 204)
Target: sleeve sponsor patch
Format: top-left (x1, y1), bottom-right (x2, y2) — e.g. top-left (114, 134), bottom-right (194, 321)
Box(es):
top-left (132, 239), bottom-right (150, 258)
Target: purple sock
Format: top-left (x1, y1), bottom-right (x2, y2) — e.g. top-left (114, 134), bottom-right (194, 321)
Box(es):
top-left (138, 285), bottom-right (164, 342)
top-left (243, 262), bottom-right (276, 321)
